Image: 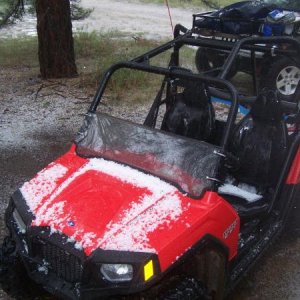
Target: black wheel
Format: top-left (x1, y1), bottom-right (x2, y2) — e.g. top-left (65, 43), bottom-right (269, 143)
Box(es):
top-left (0, 236), bottom-right (48, 299)
top-left (195, 47), bottom-right (237, 79)
top-left (0, 236), bottom-right (27, 298)
top-left (260, 57), bottom-right (300, 102)
top-left (157, 247), bottom-right (226, 300)
top-left (284, 185), bottom-right (300, 236)
top-left (119, 275), bottom-right (209, 300)
top-left (160, 277), bottom-right (209, 300)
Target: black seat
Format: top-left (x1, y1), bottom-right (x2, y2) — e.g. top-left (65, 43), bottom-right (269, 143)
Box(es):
top-left (222, 90), bottom-right (288, 219)
top-left (229, 89), bottom-right (288, 188)
top-left (161, 79), bottom-right (215, 142)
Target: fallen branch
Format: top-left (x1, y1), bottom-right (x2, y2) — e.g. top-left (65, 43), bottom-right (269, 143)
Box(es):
top-left (54, 92), bottom-right (67, 98)
top-left (35, 84), bottom-right (44, 100)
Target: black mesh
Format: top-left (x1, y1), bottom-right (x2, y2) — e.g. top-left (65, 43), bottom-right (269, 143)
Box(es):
top-left (75, 113), bottom-right (222, 198)
top-left (32, 238), bottom-right (83, 283)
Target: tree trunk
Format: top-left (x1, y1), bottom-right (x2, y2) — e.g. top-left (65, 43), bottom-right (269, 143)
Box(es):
top-left (36, 0), bottom-right (77, 79)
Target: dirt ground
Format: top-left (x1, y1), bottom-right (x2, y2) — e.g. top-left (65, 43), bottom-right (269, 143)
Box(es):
top-left (77, 0), bottom-right (195, 39)
top-left (0, 0), bottom-right (195, 39)
top-left (1, 0), bottom-right (300, 299)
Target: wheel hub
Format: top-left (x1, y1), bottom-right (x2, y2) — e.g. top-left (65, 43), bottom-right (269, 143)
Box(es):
top-left (276, 65), bottom-right (300, 96)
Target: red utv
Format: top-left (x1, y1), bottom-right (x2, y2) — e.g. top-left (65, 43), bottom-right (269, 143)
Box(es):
top-left (1, 26), bottom-right (300, 300)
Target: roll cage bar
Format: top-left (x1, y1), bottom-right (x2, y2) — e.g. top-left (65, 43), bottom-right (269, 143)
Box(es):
top-left (89, 25), bottom-right (300, 151)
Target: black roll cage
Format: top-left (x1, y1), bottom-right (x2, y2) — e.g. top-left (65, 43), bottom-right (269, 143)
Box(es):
top-left (89, 24), bottom-right (300, 152)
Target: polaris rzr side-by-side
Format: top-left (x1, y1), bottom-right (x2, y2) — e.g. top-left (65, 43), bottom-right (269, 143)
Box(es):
top-left (2, 24), bottom-right (300, 300)
top-left (193, 0), bottom-right (300, 102)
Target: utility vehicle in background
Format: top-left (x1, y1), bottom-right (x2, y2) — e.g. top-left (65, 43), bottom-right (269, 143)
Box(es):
top-left (1, 24), bottom-right (300, 300)
top-left (194, 0), bottom-right (300, 102)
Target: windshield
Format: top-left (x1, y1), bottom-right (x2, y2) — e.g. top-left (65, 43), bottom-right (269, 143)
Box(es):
top-left (263, 0), bottom-right (299, 10)
top-left (75, 113), bottom-right (221, 198)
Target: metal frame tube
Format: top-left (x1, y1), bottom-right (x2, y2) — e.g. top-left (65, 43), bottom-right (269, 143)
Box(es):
top-left (89, 61), bottom-right (238, 150)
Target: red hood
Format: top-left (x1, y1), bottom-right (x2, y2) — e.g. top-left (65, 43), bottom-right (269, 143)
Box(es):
top-left (20, 147), bottom-right (239, 270)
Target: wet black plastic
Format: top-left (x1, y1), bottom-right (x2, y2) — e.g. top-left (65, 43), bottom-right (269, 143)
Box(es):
top-left (194, 1), bottom-right (275, 35)
top-left (75, 113), bottom-right (221, 198)
top-left (229, 91), bottom-right (288, 187)
top-left (161, 80), bottom-right (215, 142)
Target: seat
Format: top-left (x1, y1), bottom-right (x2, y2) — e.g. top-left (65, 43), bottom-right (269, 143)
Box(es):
top-left (229, 89), bottom-right (288, 188)
top-left (221, 90), bottom-right (288, 218)
top-left (161, 79), bottom-right (215, 142)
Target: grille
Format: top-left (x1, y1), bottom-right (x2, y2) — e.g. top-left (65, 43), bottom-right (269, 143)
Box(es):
top-left (32, 239), bottom-right (83, 283)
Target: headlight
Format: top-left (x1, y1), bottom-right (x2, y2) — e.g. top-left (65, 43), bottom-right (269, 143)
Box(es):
top-left (13, 209), bottom-right (26, 234)
top-left (100, 264), bottom-right (133, 282)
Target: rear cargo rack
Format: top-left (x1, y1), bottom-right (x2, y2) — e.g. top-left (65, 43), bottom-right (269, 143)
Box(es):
top-left (192, 12), bottom-right (265, 38)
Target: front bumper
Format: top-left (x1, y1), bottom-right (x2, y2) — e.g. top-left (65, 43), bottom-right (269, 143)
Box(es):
top-left (5, 191), bottom-right (161, 300)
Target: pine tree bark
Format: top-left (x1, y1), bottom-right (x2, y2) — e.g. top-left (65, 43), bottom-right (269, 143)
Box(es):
top-left (36, 0), bottom-right (77, 78)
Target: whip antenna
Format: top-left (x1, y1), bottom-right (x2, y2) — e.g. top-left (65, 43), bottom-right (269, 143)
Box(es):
top-left (165, 0), bottom-right (174, 35)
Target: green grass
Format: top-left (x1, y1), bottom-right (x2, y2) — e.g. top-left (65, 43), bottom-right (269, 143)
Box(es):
top-left (0, 31), bottom-right (159, 72)
top-left (74, 31), bottom-right (164, 101)
top-left (1, 25), bottom-right (218, 102)
top-left (0, 2), bottom-right (9, 12)
top-left (0, 32), bottom-right (165, 102)
top-left (0, 36), bottom-right (38, 67)
top-left (75, 31), bottom-right (159, 72)
top-left (0, 1), bottom-right (10, 23)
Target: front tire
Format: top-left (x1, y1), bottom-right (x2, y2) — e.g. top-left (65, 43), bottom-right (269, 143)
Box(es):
top-left (0, 236), bottom-right (27, 298)
top-left (0, 236), bottom-right (47, 299)
top-left (160, 277), bottom-right (209, 300)
top-left (159, 246), bottom-right (226, 300)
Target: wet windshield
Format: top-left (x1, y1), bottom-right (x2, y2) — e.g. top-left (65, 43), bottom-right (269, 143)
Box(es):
top-left (75, 113), bottom-right (221, 198)
top-left (263, 0), bottom-right (299, 10)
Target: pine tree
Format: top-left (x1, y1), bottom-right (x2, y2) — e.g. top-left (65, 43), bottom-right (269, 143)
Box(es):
top-left (36, 0), bottom-right (77, 78)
